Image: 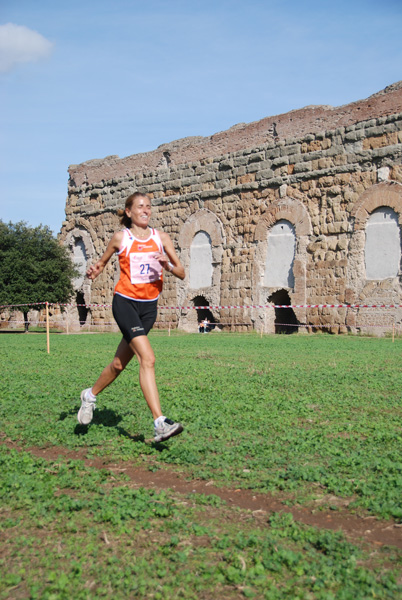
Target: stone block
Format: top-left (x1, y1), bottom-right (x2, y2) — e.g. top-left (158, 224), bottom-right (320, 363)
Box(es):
top-left (247, 151), bottom-right (265, 163)
top-left (271, 155), bottom-right (289, 167)
top-left (282, 143), bottom-right (301, 156)
top-left (233, 156), bottom-right (249, 167)
top-left (265, 147), bottom-right (281, 160)
top-left (293, 161), bottom-right (312, 173)
top-left (237, 173), bottom-right (256, 185)
top-left (344, 130), bottom-right (365, 142)
top-left (219, 159), bottom-right (234, 170)
top-left (255, 169), bottom-right (275, 180)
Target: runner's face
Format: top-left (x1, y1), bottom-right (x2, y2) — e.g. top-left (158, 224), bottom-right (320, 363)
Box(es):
top-left (126, 196), bottom-right (152, 227)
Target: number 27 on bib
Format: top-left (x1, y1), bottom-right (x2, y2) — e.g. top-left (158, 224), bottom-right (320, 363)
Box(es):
top-left (130, 252), bottom-right (163, 284)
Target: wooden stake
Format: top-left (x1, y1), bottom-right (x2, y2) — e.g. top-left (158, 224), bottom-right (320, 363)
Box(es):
top-left (46, 302), bottom-right (50, 354)
top-left (392, 323), bottom-right (395, 343)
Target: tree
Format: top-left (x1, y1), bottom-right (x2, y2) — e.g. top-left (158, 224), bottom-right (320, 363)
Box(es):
top-left (0, 221), bottom-right (79, 331)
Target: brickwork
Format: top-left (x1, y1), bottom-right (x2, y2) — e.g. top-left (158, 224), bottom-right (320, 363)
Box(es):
top-left (59, 83), bottom-right (402, 333)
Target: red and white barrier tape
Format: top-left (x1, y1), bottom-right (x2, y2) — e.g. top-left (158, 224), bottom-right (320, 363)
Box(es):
top-left (272, 322), bottom-right (398, 330)
top-left (2, 302), bottom-right (402, 310)
top-left (1, 319), bottom-right (399, 332)
top-left (0, 302), bottom-right (49, 308)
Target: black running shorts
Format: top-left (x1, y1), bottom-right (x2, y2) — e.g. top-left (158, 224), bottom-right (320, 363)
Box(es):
top-left (112, 294), bottom-right (158, 342)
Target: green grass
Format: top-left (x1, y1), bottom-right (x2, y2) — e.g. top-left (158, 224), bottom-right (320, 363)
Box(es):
top-left (0, 331), bottom-right (402, 598)
top-left (0, 446), bottom-right (401, 600)
top-left (1, 332), bottom-right (402, 519)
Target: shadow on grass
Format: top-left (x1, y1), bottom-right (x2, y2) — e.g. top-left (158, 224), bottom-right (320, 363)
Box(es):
top-left (59, 407), bottom-right (122, 427)
top-left (60, 407), bottom-right (170, 450)
top-left (72, 408), bottom-right (124, 437)
top-left (63, 410), bottom-right (160, 447)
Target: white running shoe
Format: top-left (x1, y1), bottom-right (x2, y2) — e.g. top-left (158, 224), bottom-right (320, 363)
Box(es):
top-left (154, 418), bottom-right (183, 442)
top-left (77, 389), bottom-right (96, 425)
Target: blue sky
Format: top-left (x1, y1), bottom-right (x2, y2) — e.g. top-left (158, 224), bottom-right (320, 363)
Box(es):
top-left (1, 0), bottom-right (401, 234)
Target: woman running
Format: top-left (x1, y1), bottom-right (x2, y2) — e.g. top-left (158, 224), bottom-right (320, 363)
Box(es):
top-left (77, 192), bottom-right (185, 442)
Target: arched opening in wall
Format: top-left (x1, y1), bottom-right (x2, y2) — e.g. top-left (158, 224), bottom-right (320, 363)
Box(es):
top-left (76, 292), bottom-right (89, 326)
top-left (190, 231), bottom-right (213, 289)
top-left (265, 220), bottom-right (295, 288)
top-left (72, 237), bottom-right (88, 288)
top-left (193, 295), bottom-right (216, 332)
top-left (365, 207), bottom-right (401, 279)
top-left (268, 290), bottom-right (298, 334)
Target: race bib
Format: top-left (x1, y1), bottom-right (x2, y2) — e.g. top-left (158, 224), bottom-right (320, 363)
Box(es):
top-left (130, 252), bottom-right (163, 284)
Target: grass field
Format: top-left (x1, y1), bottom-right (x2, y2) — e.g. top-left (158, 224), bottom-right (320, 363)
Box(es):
top-left (1, 331), bottom-right (402, 598)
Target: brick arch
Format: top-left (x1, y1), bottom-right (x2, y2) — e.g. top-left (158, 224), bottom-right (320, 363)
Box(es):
top-left (252, 197), bottom-right (309, 332)
top-left (346, 181), bottom-right (402, 311)
top-left (62, 222), bottom-right (96, 304)
top-left (176, 209), bottom-right (226, 331)
top-left (63, 222), bottom-right (95, 267)
top-left (254, 197), bottom-right (312, 241)
top-left (351, 182), bottom-right (402, 231)
top-left (59, 216), bottom-right (99, 249)
top-left (178, 208), bottom-right (225, 249)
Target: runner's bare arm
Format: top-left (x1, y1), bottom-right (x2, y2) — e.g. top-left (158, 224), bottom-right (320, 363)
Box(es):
top-left (158, 231), bottom-right (185, 280)
top-left (87, 231), bottom-right (124, 280)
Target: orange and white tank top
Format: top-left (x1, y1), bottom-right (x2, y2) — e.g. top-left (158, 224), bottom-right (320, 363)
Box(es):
top-left (114, 228), bottom-right (164, 301)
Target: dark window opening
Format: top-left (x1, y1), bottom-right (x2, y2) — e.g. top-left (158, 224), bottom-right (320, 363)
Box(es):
top-left (193, 295), bottom-right (216, 332)
top-left (76, 292), bottom-right (89, 326)
top-left (269, 290), bottom-right (298, 334)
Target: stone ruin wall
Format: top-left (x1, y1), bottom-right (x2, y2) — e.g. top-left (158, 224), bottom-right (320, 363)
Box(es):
top-left (59, 82), bottom-right (402, 334)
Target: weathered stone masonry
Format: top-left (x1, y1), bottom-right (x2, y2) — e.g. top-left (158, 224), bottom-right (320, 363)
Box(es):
top-left (60, 83), bottom-right (402, 333)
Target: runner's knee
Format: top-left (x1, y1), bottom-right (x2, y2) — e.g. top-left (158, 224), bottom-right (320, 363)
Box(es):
top-left (140, 350), bottom-right (156, 370)
top-left (111, 356), bottom-right (126, 374)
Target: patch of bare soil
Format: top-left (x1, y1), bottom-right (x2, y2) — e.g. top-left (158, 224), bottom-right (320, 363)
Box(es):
top-left (2, 439), bottom-right (402, 550)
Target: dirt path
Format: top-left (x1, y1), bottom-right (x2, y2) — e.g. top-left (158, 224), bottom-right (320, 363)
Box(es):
top-left (2, 439), bottom-right (402, 550)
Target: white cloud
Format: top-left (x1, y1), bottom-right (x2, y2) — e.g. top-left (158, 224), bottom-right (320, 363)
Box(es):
top-left (0, 23), bottom-right (53, 73)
